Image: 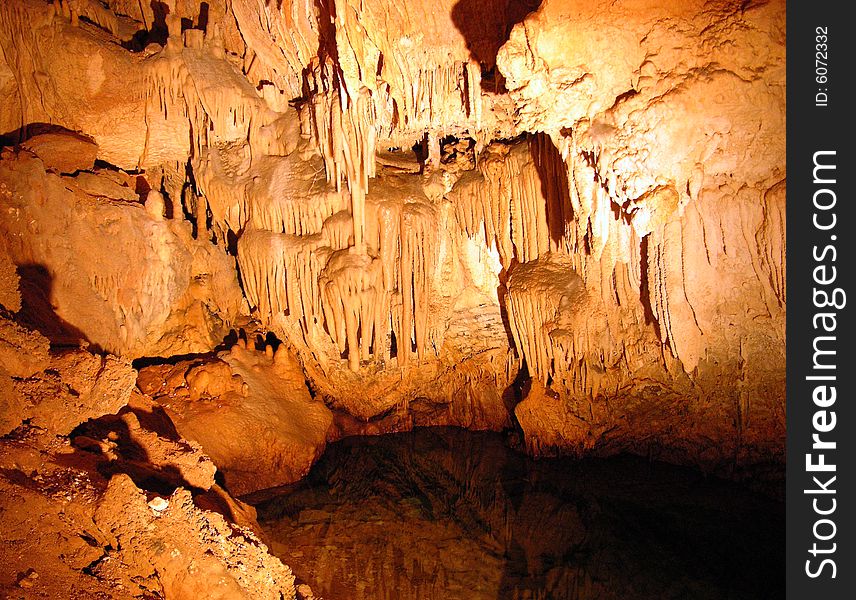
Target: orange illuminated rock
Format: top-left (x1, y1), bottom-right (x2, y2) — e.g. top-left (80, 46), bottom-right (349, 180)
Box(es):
top-left (0, 148), bottom-right (243, 358)
top-left (21, 131), bottom-right (98, 174)
top-left (0, 307), bottom-right (301, 598)
top-left (140, 343), bottom-right (334, 496)
top-left (1, 0), bottom-right (784, 526)
top-left (0, 0), bottom-right (786, 596)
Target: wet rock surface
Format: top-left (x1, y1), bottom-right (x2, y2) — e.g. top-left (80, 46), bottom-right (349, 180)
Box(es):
top-left (257, 427), bottom-right (784, 600)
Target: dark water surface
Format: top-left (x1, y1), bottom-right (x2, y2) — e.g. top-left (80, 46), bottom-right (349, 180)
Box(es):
top-left (256, 428), bottom-right (783, 600)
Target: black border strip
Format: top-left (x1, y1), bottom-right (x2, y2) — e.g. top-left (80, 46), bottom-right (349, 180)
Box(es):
top-left (787, 1), bottom-right (854, 597)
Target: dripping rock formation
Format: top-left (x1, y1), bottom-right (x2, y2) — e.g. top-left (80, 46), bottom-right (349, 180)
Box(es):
top-left (1, 0), bottom-right (784, 596)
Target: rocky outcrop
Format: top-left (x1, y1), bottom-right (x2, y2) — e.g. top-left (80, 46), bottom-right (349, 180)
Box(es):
top-left (0, 143), bottom-right (242, 358)
top-left (20, 131), bottom-right (98, 174)
top-left (0, 263), bottom-right (301, 599)
top-left (1, 280), bottom-right (137, 435)
top-left (0, 441), bottom-right (297, 599)
top-left (93, 473), bottom-right (295, 600)
top-left (138, 342), bottom-right (334, 496)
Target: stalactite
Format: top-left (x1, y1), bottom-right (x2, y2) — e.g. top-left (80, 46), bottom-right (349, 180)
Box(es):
top-left (451, 140), bottom-right (554, 269)
top-left (505, 249), bottom-right (661, 401)
top-left (398, 202), bottom-right (439, 364)
top-left (237, 187), bottom-right (441, 371)
top-left (236, 227), bottom-right (328, 336)
top-left (251, 182), bottom-right (350, 237)
top-left (379, 60), bottom-right (485, 137)
top-left (754, 180), bottom-right (786, 308)
top-left (230, 0), bottom-right (318, 99)
top-left (307, 65), bottom-right (377, 255)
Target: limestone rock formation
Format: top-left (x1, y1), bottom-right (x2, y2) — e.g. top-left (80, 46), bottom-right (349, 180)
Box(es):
top-left (0, 300), bottom-right (300, 598)
top-left (0, 144), bottom-right (243, 358)
top-left (0, 251), bottom-right (21, 312)
top-left (0, 445), bottom-right (297, 599)
top-left (138, 341), bottom-right (334, 495)
top-left (1, 0), bottom-right (785, 471)
top-left (93, 473), bottom-right (295, 600)
top-left (20, 131), bottom-right (98, 174)
top-left (1, 268), bottom-right (136, 435)
top-left (1, 0), bottom-right (785, 593)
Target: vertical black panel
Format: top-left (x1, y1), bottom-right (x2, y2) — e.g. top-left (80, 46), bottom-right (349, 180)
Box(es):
top-left (787, 1), bottom-right (854, 597)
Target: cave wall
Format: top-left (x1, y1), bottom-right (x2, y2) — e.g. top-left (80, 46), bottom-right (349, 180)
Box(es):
top-left (0, 0), bottom-right (785, 473)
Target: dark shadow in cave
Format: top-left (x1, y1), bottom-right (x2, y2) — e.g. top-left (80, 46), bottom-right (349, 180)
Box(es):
top-left (529, 132), bottom-right (575, 249)
top-left (494, 256), bottom-right (518, 365)
top-left (256, 429), bottom-right (785, 600)
top-left (638, 235), bottom-right (659, 331)
top-left (15, 264), bottom-right (91, 349)
top-left (290, 0), bottom-right (344, 136)
top-left (181, 1), bottom-right (210, 33)
top-left (502, 359), bottom-right (531, 435)
top-left (63, 409), bottom-right (246, 528)
top-left (121, 1), bottom-right (169, 51)
top-left (0, 123), bottom-right (90, 148)
top-left (198, 2), bottom-right (210, 32)
top-left (131, 351), bottom-right (219, 371)
top-left (451, 0), bottom-right (542, 92)
top-left (67, 415), bottom-right (198, 497)
top-left (303, 0), bottom-right (341, 95)
top-left (254, 330), bottom-right (283, 352)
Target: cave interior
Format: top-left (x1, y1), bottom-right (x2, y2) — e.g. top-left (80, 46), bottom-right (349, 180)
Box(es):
top-left (0, 0), bottom-right (785, 598)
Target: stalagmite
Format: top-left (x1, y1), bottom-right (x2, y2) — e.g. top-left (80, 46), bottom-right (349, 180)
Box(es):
top-left (145, 190), bottom-right (166, 221)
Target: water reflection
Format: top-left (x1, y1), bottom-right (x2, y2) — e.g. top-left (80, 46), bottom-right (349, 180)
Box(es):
top-left (257, 428), bottom-right (783, 600)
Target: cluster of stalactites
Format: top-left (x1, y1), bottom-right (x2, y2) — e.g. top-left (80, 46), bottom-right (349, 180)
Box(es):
top-left (505, 255), bottom-right (657, 399)
top-left (237, 195), bottom-right (441, 371)
top-left (330, 0), bottom-right (488, 136)
top-left (553, 131), bottom-right (700, 367)
top-left (375, 60), bottom-right (484, 136)
top-left (237, 229), bottom-right (328, 335)
top-left (320, 198), bottom-right (441, 371)
top-left (231, 0), bottom-right (319, 101)
top-left (144, 59), bottom-right (207, 162)
top-left (446, 133), bottom-right (681, 392)
top-left (193, 148), bottom-right (251, 239)
top-left (551, 130), bottom-right (685, 292)
top-left (249, 188), bottom-right (351, 238)
top-left (451, 135), bottom-right (578, 270)
top-left (143, 27), bottom-right (297, 173)
top-left (194, 143), bottom-right (353, 248)
top-left (306, 61), bottom-right (377, 254)
top-left (303, 51), bottom-right (490, 253)
top-left (452, 133), bottom-right (667, 317)
top-left (496, 129), bottom-right (786, 388)
top-left (332, 0), bottom-right (485, 134)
